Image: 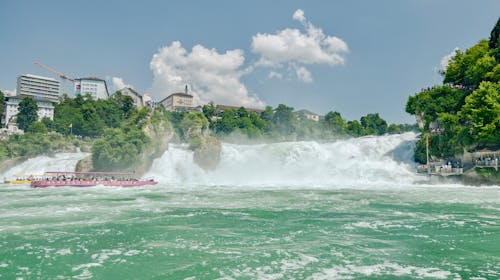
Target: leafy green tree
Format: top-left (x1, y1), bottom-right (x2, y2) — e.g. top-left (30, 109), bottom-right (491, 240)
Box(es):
top-left (324, 111), bottom-right (347, 134)
top-left (490, 17), bottom-right (500, 61)
top-left (459, 81), bottom-right (500, 146)
top-left (347, 120), bottom-right (364, 137)
top-left (202, 102), bottom-right (216, 120)
top-left (111, 91), bottom-right (134, 118)
top-left (27, 122), bottom-right (48, 134)
top-left (405, 86), bottom-right (468, 129)
top-left (92, 128), bottom-right (149, 171)
top-left (465, 54), bottom-right (497, 86)
top-left (17, 97), bottom-right (39, 131)
top-left (387, 124), bottom-right (401, 134)
top-left (80, 102), bottom-right (105, 137)
top-left (360, 113), bottom-right (388, 135)
top-left (260, 106), bottom-right (274, 122)
top-left (41, 117), bottom-right (54, 132)
top-left (273, 104), bottom-right (295, 135)
top-left (490, 17), bottom-right (500, 49)
top-left (180, 112), bottom-right (209, 140)
top-left (0, 141), bottom-right (9, 160)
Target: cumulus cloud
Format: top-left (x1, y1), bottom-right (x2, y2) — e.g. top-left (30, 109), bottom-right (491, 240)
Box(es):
top-left (111, 77), bottom-right (132, 91)
top-left (440, 47), bottom-right (459, 70)
top-left (150, 41), bottom-right (265, 108)
top-left (251, 9), bottom-right (348, 82)
top-left (292, 9), bottom-right (305, 22)
top-left (294, 66), bottom-right (313, 83)
top-left (268, 71), bottom-right (283, 80)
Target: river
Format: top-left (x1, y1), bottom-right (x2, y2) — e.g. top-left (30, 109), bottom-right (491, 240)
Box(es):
top-left (1, 133), bottom-right (499, 279)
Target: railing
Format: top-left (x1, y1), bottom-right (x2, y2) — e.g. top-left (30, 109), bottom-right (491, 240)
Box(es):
top-left (417, 164), bottom-right (464, 175)
top-left (475, 158), bottom-right (499, 171)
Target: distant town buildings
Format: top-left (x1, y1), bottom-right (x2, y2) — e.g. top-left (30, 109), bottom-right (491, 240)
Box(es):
top-left (119, 87), bottom-right (144, 108)
top-left (17, 74), bottom-right (60, 102)
top-left (143, 93), bottom-right (156, 109)
top-left (295, 109), bottom-right (321, 122)
top-left (4, 96), bottom-right (55, 127)
top-left (2, 74), bottom-right (60, 132)
top-left (160, 86), bottom-right (194, 111)
top-left (74, 77), bottom-right (109, 100)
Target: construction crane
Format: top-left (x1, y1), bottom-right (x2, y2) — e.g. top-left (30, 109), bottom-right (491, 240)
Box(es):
top-left (34, 61), bottom-right (75, 95)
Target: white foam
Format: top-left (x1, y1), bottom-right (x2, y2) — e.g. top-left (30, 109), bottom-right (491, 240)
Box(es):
top-left (1, 152), bottom-right (89, 180)
top-left (308, 262), bottom-right (457, 279)
top-left (146, 133), bottom-right (421, 188)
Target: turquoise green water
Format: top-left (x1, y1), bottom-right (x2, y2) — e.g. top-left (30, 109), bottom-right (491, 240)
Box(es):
top-left (1, 185), bottom-right (500, 279)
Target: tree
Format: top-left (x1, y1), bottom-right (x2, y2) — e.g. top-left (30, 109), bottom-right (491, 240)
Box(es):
top-left (459, 81), bottom-right (500, 146)
top-left (489, 17), bottom-right (500, 61)
top-left (347, 120), bottom-right (364, 137)
top-left (41, 117), bottom-right (54, 132)
top-left (444, 40), bottom-right (491, 87)
top-left (260, 106), bottom-right (274, 122)
top-left (17, 97), bottom-right (39, 131)
top-left (387, 124), bottom-right (401, 134)
top-left (180, 112), bottom-right (209, 140)
top-left (27, 121), bottom-right (48, 134)
top-left (202, 102), bottom-right (216, 121)
top-left (490, 17), bottom-right (500, 49)
top-left (360, 113), bottom-right (388, 135)
top-left (324, 111), bottom-right (347, 134)
top-left (273, 104), bottom-right (295, 135)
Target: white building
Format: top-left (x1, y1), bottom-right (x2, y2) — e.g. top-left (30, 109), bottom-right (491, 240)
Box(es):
top-left (159, 92), bottom-right (194, 111)
top-left (295, 109), bottom-right (321, 122)
top-left (4, 96), bottom-right (55, 127)
top-left (119, 87), bottom-right (143, 108)
top-left (16, 74), bottom-right (60, 102)
top-left (74, 77), bottom-right (109, 100)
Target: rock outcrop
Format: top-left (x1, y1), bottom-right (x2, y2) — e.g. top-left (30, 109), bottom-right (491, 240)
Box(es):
top-left (193, 136), bottom-right (222, 171)
top-left (76, 117), bottom-right (173, 176)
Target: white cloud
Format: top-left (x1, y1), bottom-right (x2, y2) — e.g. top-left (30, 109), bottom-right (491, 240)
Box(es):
top-left (292, 9), bottom-right (305, 23)
top-left (268, 71), bottom-right (283, 80)
top-left (111, 77), bottom-right (132, 91)
top-left (440, 47), bottom-right (459, 70)
top-left (251, 9), bottom-right (348, 82)
top-left (150, 41), bottom-right (265, 108)
top-left (294, 66), bottom-right (313, 83)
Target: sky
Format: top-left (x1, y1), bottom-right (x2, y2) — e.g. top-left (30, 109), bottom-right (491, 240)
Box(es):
top-left (1, 1), bottom-right (499, 123)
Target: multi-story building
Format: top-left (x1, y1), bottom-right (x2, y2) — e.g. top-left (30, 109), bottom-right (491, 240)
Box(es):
top-left (74, 77), bottom-right (109, 100)
top-left (119, 87), bottom-right (144, 108)
top-left (16, 74), bottom-right (60, 102)
top-left (4, 96), bottom-right (55, 128)
top-left (295, 109), bottom-right (321, 122)
top-left (159, 91), bottom-right (194, 111)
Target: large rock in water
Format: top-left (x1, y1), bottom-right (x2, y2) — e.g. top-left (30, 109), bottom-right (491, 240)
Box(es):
top-left (193, 136), bottom-right (222, 171)
top-left (76, 118), bottom-right (173, 176)
top-left (75, 155), bottom-right (93, 172)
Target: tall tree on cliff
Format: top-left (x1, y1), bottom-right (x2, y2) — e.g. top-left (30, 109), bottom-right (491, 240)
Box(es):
top-left (490, 17), bottom-right (500, 61)
top-left (17, 97), bottom-right (39, 131)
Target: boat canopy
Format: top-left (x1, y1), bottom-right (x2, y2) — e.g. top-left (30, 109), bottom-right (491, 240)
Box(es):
top-left (45, 171), bottom-right (135, 175)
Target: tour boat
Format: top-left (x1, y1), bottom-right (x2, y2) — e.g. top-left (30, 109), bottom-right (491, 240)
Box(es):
top-left (30, 171), bottom-right (158, 188)
top-left (4, 174), bottom-right (44, 184)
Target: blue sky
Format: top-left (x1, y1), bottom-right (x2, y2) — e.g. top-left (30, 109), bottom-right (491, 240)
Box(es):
top-left (1, 1), bottom-right (499, 123)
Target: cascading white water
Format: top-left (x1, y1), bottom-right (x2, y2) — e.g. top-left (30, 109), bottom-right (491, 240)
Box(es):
top-left (147, 132), bottom-right (421, 187)
top-left (1, 152), bottom-right (89, 180)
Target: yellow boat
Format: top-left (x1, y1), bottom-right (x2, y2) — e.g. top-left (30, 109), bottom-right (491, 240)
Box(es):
top-left (4, 174), bottom-right (44, 184)
top-left (4, 179), bottom-right (32, 184)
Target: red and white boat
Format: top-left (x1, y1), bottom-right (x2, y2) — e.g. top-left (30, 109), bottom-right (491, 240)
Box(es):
top-left (31, 171), bottom-right (158, 188)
